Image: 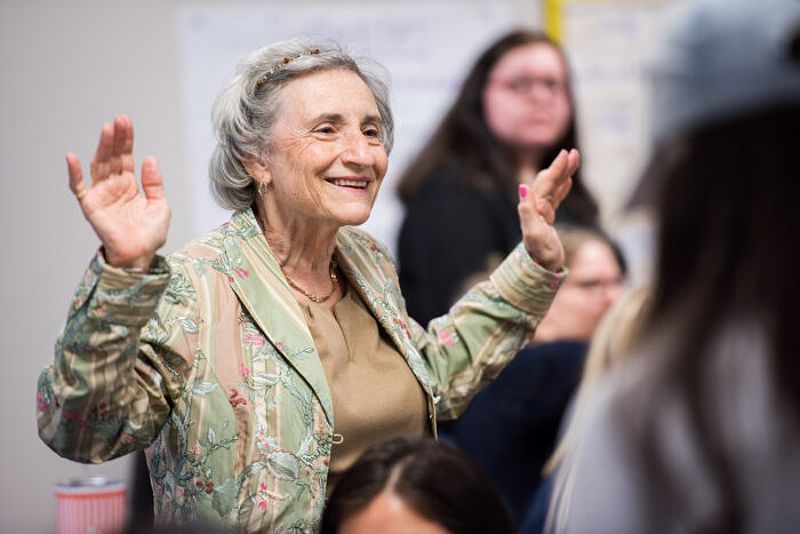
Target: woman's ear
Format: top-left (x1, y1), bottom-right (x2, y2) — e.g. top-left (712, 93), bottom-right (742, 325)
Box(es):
top-left (243, 159), bottom-right (272, 188)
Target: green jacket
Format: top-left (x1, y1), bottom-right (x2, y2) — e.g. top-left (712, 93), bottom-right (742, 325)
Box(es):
top-left (37, 208), bottom-right (563, 532)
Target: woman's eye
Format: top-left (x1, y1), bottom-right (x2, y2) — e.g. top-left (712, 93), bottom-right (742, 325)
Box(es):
top-left (507, 79), bottom-right (533, 93)
top-left (543, 79), bottom-right (560, 91)
top-left (315, 126), bottom-right (336, 134)
top-left (363, 128), bottom-right (380, 137)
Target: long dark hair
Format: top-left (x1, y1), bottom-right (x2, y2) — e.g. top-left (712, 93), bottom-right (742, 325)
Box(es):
top-left (321, 437), bottom-right (515, 534)
top-left (396, 29), bottom-right (598, 226)
top-left (631, 104), bottom-right (800, 532)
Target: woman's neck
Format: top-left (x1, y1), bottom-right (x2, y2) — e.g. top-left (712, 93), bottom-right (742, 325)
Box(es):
top-left (255, 204), bottom-right (340, 298)
top-left (265, 226), bottom-right (337, 273)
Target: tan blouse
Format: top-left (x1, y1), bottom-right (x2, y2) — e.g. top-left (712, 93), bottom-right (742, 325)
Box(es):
top-left (301, 283), bottom-right (428, 494)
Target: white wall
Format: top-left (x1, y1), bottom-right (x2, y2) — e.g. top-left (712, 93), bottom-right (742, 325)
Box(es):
top-left (0, 1), bottom-right (540, 531)
top-left (1, 2), bottom-right (190, 531)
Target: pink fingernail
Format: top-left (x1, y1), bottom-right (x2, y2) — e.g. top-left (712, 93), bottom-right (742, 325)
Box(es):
top-left (518, 184), bottom-right (527, 199)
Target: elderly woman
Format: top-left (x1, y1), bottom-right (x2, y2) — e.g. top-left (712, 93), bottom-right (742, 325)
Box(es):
top-left (36, 38), bottom-right (578, 532)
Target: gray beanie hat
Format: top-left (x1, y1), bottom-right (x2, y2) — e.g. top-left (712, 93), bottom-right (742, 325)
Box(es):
top-left (650, 0), bottom-right (800, 144)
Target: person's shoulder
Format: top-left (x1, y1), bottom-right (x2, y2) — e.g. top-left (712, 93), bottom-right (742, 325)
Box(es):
top-left (337, 226), bottom-right (391, 258)
top-left (169, 223), bottom-right (229, 262)
top-left (336, 226), bottom-right (399, 276)
top-left (165, 211), bottom-right (255, 276)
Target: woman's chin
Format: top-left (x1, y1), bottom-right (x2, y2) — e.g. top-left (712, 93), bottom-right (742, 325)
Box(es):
top-left (331, 209), bottom-right (372, 228)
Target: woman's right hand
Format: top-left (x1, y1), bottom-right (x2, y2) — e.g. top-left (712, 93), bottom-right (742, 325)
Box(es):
top-left (68, 115), bottom-right (171, 270)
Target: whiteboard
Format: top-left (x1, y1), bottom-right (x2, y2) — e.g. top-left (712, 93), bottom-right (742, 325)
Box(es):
top-left (558, 0), bottom-right (674, 219)
top-left (177, 2), bottom-right (524, 256)
top-left (553, 0), bottom-right (677, 287)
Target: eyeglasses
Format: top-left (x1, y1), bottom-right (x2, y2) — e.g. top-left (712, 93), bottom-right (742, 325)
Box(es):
top-left (491, 76), bottom-right (566, 97)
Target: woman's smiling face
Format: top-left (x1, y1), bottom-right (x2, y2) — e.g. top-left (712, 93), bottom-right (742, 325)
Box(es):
top-left (259, 68), bottom-right (389, 230)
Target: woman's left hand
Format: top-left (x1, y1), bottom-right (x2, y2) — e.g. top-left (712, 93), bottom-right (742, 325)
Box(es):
top-left (518, 148), bottom-right (580, 272)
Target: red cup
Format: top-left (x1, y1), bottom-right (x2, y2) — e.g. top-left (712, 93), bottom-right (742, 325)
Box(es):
top-left (56, 477), bottom-right (126, 534)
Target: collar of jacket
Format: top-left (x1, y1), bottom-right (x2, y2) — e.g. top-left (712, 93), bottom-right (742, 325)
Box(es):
top-left (221, 208), bottom-right (436, 427)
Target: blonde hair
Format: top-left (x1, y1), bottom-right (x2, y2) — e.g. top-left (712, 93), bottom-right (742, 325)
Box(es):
top-left (580, 286), bottom-right (651, 384)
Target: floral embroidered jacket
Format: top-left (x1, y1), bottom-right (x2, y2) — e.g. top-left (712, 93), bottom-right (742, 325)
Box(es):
top-left (37, 208), bottom-right (563, 533)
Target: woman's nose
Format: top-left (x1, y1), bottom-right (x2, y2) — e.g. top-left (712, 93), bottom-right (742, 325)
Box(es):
top-left (340, 131), bottom-right (375, 167)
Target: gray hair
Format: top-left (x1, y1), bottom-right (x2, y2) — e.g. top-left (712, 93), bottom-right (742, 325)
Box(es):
top-left (208, 38), bottom-right (395, 211)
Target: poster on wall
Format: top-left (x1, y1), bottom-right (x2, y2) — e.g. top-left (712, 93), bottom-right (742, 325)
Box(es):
top-left (178, 3), bottom-right (523, 255)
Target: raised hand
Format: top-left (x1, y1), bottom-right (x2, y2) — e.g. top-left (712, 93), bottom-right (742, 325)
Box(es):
top-left (517, 149), bottom-right (579, 272)
top-left (68, 115), bottom-right (171, 270)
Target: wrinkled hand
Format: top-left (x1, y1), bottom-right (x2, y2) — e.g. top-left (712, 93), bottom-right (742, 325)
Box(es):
top-left (518, 149), bottom-right (580, 272)
top-left (68, 115), bottom-right (171, 270)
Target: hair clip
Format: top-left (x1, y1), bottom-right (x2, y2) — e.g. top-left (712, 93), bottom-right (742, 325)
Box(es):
top-left (256, 48), bottom-right (322, 88)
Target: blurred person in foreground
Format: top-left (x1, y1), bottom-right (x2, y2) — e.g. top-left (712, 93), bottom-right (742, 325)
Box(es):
top-left (322, 437), bottom-right (515, 534)
top-left (35, 38), bottom-right (579, 532)
top-left (396, 29), bottom-right (600, 326)
top-left (548, 0), bottom-right (800, 532)
top-left (522, 286), bottom-right (651, 534)
top-left (438, 224), bottom-right (624, 521)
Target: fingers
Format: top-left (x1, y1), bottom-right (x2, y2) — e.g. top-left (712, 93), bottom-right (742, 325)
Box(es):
top-left (535, 193), bottom-right (557, 225)
top-left (552, 177), bottom-right (573, 207)
top-left (519, 149), bottom-right (580, 227)
top-left (111, 115), bottom-right (135, 175)
top-left (530, 148), bottom-right (580, 206)
top-left (67, 153), bottom-right (88, 202)
top-left (90, 115), bottom-right (135, 183)
top-left (90, 122), bottom-right (114, 185)
top-left (519, 181), bottom-right (566, 272)
top-left (519, 182), bottom-right (555, 225)
top-left (528, 149), bottom-right (567, 196)
top-left (140, 156), bottom-right (165, 200)
top-left (120, 116), bottom-right (135, 174)
top-left (517, 150), bottom-right (578, 272)
top-left (551, 149), bottom-right (579, 209)
top-left (565, 148), bottom-right (580, 177)
top-left (517, 183), bottom-right (538, 227)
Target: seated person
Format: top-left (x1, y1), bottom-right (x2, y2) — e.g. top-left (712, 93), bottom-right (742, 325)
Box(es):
top-left (438, 225), bottom-right (625, 521)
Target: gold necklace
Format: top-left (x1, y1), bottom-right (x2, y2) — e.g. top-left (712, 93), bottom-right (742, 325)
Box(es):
top-left (280, 259), bottom-right (339, 303)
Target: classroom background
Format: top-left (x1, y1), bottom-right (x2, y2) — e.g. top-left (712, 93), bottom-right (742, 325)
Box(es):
top-left (0, 0), bottom-right (672, 530)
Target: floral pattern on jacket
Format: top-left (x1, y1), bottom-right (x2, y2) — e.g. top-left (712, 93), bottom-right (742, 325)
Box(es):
top-left (37, 208), bottom-right (563, 532)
